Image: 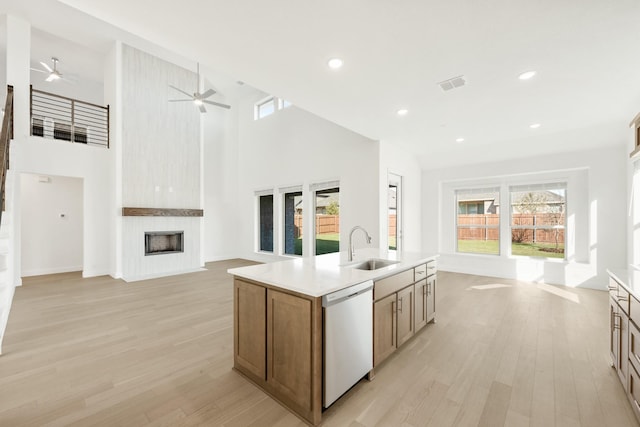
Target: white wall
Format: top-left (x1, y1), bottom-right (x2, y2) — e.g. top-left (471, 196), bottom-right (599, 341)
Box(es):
top-left (379, 141), bottom-right (423, 253)
top-left (12, 138), bottom-right (113, 278)
top-left (236, 90), bottom-right (379, 262)
top-left (423, 145), bottom-right (627, 289)
top-left (118, 45), bottom-right (202, 281)
top-left (20, 173), bottom-right (83, 276)
top-left (202, 88), bottom-right (239, 262)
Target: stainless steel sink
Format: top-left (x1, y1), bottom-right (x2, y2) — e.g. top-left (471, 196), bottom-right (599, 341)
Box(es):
top-left (349, 258), bottom-right (399, 271)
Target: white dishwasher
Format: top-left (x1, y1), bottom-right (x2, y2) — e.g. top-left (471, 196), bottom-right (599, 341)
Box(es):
top-left (322, 280), bottom-right (373, 408)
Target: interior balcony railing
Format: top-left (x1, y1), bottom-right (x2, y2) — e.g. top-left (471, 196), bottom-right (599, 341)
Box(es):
top-left (30, 86), bottom-right (109, 148)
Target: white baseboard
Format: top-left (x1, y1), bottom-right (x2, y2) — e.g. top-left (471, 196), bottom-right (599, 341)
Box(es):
top-left (21, 265), bottom-right (83, 277)
top-left (122, 267), bottom-right (207, 283)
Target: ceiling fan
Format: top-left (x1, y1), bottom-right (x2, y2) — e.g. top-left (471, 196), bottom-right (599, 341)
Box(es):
top-left (31, 57), bottom-right (72, 83)
top-left (169, 63), bottom-right (231, 113)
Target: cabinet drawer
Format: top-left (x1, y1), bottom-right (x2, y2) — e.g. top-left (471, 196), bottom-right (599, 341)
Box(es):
top-left (632, 296), bottom-right (640, 322)
top-left (631, 320), bottom-right (640, 376)
top-left (374, 269), bottom-right (414, 301)
top-left (609, 277), bottom-right (620, 299)
top-left (426, 261), bottom-right (436, 277)
top-left (630, 363), bottom-right (640, 418)
top-left (619, 287), bottom-right (631, 316)
top-left (414, 264), bottom-right (427, 282)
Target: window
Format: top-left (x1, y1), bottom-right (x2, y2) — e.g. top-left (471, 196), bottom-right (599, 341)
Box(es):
top-left (510, 184), bottom-right (566, 259)
top-left (456, 188), bottom-right (500, 255)
top-left (313, 184), bottom-right (340, 255)
top-left (258, 193), bottom-right (274, 252)
top-left (255, 97), bottom-right (276, 120)
top-left (388, 173), bottom-right (403, 252)
top-left (254, 95), bottom-right (293, 120)
top-left (283, 190), bottom-right (303, 256)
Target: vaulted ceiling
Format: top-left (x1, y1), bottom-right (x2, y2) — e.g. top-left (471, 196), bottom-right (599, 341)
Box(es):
top-left (6, 0), bottom-right (640, 168)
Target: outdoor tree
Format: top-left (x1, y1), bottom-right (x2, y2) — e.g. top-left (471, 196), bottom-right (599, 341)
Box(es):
top-left (326, 200), bottom-right (340, 215)
top-left (512, 192), bottom-right (548, 243)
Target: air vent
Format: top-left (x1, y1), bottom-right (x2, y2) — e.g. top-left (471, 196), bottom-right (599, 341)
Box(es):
top-left (438, 75), bottom-right (466, 92)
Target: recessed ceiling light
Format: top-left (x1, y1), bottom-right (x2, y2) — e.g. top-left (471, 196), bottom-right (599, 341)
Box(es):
top-left (327, 58), bottom-right (343, 69)
top-left (397, 109), bottom-right (408, 116)
top-left (518, 71), bottom-right (536, 80)
top-left (529, 123), bottom-right (541, 129)
top-left (455, 137), bottom-right (464, 143)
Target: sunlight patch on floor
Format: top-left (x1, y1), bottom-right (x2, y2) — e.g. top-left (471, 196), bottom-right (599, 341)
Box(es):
top-left (466, 284), bottom-right (512, 291)
top-left (537, 283), bottom-right (580, 304)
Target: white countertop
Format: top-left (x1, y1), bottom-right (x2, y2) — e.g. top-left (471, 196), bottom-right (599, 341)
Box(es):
top-left (608, 268), bottom-right (640, 299)
top-left (228, 249), bottom-right (438, 297)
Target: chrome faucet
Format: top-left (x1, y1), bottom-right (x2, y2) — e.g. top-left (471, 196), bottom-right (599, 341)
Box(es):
top-left (348, 226), bottom-right (372, 261)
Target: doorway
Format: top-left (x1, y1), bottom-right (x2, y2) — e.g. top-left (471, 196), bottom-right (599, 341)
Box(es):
top-left (20, 173), bottom-right (83, 277)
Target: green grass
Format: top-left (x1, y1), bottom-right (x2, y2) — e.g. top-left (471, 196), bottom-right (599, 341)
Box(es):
top-left (389, 236), bottom-right (396, 251)
top-left (294, 233), bottom-right (340, 255)
top-left (457, 240), bottom-right (565, 259)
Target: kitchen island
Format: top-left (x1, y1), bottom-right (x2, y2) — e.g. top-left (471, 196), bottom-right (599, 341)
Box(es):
top-left (228, 249), bottom-right (438, 425)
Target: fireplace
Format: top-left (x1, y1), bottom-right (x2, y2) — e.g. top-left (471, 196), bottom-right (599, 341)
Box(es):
top-left (145, 231), bottom-right (184, 256)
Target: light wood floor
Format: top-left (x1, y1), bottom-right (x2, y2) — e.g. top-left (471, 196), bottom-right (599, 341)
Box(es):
top-left (0, 260), bottom-right (637, 426)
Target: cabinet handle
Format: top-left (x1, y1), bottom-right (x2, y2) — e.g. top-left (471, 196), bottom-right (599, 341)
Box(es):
top-left (392, 300), bottom-right (396, 314)
top-left (618, 295), bottom-right (628, 302)
top-left (416, 270), bottom-right (425, 275)
top-left (609, 286), bottom-right (618, 291)
top-left (635, 352), bottom-right (640, 366)
top-left (613, 314), bottom-right (621, 330)
top-left (635, 399), bottom-right (640, 413)
top-left (398, 297), bottom-right (403, 313)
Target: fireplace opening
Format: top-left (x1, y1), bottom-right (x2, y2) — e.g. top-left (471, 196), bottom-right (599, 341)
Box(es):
top-left (145, 231), bottom-right (184, 256)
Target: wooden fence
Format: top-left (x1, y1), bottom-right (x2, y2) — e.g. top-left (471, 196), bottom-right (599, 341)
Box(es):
top-left (458, 214), bottom-right (565, 244)
top-left (292, 214), bottom-right (398, 237)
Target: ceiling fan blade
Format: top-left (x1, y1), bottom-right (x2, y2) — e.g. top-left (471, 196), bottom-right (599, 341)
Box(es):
top-left (169, 84), bottom-right (194, 99)
top-left (45, 74), bottom-right (57, 82)
top-left (30, 67), bottom-right (46, 73)
top-left (168, 99), bottom-right (193, 102)
top-left (203, 99), bottom-right (231, 110)
top-left (201, 89), bottom-right (216, 98)
top-left (198, 104), bottom-right (207, 113)
top-left (40, 61), bottom-right (53, 72)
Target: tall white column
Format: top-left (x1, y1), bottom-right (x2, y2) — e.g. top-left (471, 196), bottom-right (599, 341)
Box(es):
top-left (6, 15), bottom-right (30, 141)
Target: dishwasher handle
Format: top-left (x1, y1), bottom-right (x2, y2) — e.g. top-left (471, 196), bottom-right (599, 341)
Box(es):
top-left (322, 280), bottom-right (373, 307)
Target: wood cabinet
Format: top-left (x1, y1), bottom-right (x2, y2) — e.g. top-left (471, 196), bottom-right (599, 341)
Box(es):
top-left (426, 275), bottom-right (436, 323)
top-left (373, 261), bottom-right (437, 368)
top-left (373, 293), bottom-right (397, 366)
top-left (415, 279), bottom-right (427, 332)
top-left (233, 278), bottom-right (322, 425)
top-left (234, 279), bottom-right (266, 381)
top-left (396, 285), bottom-right (414, 346)
top-left (267, 289), bottom-right (316, 415)
top-left (610, 295), bottom-right (629, 385)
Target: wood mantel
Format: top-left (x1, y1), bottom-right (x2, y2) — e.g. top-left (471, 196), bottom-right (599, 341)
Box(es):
top-left (122, 207), bottom-right (203, 217)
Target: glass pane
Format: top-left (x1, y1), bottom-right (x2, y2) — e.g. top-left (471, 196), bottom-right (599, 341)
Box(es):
top-left (315, 187), bottom-right (340, 255)
top-left (511, 189), bottom-right (565, 258)
top-left (456, 189), bottom-right (500, 255)
top-left (258, 98), bottom-right (275, 119)
top-left (389, 185), bottom-right (397, 250)
top-left (259, 195), bottom-right (273, 252)
top-left (283, 191), bottom-right (303, 255)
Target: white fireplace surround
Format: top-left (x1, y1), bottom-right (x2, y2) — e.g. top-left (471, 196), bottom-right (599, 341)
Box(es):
top-left (122, 217), bottom-right (201, 282)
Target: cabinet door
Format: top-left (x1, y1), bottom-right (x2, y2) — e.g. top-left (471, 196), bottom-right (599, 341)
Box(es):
top-left (415, 280), bottom-right (427, 332)
top-left (611, 297), bottom-right (619, 368)
top-left (619, 310), bottom-right (629, 386)
top-left (266, 289), bottom-right (313, 412)
top-left (234, 279), bottom-right (266, 381)
top-left (374, 293), bottom-right (396, 367)
top-left (426, 276), bottom-right (436, 323)
top-left (397, 285), bottom-right (414, 347)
